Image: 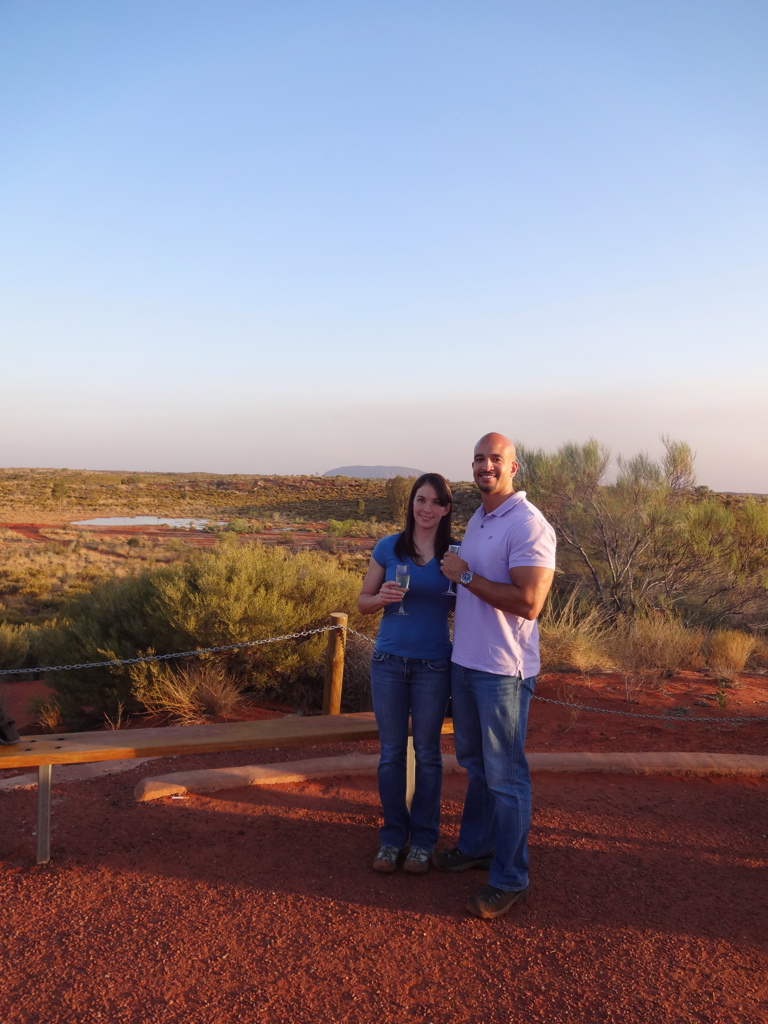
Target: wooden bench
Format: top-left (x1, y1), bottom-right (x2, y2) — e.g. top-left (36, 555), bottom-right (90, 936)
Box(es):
top-left (1, 712), bottom-right (455, 865)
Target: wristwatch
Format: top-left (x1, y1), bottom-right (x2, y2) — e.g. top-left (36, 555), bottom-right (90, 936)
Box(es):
top-left (460, 570), bottom-right (474, 587)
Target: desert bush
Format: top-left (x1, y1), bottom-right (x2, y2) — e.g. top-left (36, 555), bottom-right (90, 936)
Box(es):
top-left (326, 519), bottom-right (389, 539)
top-left (37, 543), bottom-right (365, 724)
top-left (132, 662), bottom-right (247, 724)
top-left (538, 591), bottom-right (611, 672)
top-left (224, 519), bottom-right (252, 534)
top-left (706, 629), bottom-right (755, 682)
top-left (609, 613), bottom-right (705, 676)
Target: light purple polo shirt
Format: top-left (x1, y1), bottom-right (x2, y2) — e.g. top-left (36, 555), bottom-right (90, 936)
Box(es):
top-left (452, 491), bottom-right (556, 678)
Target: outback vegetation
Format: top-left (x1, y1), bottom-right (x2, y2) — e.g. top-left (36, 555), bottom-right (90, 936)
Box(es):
top-left (0, 449), bottom-right (765, 729)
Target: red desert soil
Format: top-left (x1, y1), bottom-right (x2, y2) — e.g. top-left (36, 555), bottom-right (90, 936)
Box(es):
top-left (1, 672), bottom-right (767, 1024)
top-left (1, 520), bottom-right (370, 551)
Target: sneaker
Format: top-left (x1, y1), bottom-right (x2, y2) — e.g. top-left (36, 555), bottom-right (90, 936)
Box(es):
top-left (467, 884), bottom-right (530, 920)
top-left (0, 720), bottom-right (21, 746)
top-left (431, 847), bottom-right (494, 872)
top-left (372, 845), bottom-right (402, 873)
top-left (403, 847), bottom-right (431, 874)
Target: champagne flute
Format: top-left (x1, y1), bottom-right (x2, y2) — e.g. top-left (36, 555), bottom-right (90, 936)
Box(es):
top-left (394, 564), bottom-right (410, 615)
top-left (443, 544), bottom-right (461, 595)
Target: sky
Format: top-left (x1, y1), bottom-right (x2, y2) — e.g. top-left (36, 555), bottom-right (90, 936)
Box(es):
top-left (1, 1), bottom-right (766, 490)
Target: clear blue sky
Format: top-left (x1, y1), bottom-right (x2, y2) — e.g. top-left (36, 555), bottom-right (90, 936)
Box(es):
top-left (1, 1), bottom-right (766, 490)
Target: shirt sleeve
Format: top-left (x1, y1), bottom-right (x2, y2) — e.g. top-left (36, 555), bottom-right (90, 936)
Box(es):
top-left (507, 513), bottom-right (557, 570)
top-left (372, 535), bottom-right (393, 568)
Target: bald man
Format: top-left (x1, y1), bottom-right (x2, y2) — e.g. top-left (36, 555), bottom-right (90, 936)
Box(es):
top-left (436, 432), bottom-right (556, 919)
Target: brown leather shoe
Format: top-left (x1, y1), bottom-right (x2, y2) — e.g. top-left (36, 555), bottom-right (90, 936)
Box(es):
top-left (467, 884), bottom-right (530, 919)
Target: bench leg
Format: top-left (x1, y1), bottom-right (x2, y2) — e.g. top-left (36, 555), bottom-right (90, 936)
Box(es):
top-left (405, 735), bottom-right (415, 811)
top-left (36, 764), bottom-right (52, 865)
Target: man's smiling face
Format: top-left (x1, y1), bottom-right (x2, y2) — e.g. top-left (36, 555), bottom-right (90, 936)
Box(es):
top-left (472, 433), bottom-right (519, 498)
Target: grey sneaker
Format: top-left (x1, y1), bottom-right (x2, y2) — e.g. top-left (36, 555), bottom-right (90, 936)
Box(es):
top-left (431, 846), bottom-right (494, 872)
top-left (403, 847), bottom-right (431, 874)
top-left (467, 884), bottom-right (530, 920)
top-left (372, 845), bottom-right (402, 874)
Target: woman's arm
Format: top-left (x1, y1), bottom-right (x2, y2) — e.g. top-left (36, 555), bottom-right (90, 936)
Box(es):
top-left (357, 557), bottom-right (406, 615)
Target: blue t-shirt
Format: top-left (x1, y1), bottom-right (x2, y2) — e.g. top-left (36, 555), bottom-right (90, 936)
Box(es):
top-left (371, 533), bottom-right (453, 660)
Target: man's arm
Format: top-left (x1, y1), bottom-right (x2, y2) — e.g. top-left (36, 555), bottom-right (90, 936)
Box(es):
top-left (441, 552), bottom-right (554, 620)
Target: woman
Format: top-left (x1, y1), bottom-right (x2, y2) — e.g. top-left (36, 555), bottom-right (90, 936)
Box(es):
top-left (358, 473), bottom-right (453, 874)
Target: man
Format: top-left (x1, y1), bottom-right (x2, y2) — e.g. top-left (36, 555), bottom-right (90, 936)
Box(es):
top-left (436, 432), bottom-right (556, 919)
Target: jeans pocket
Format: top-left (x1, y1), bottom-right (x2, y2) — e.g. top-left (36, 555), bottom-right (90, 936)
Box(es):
top-left (426, 659), bottom-right (449, 672)
top-left (372, 650), bottom-right (388, 664)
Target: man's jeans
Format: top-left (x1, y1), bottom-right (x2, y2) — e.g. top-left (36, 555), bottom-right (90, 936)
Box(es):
top-left (370, 651), bottom-right (451, 850)
top-left (451, 664), bottom-right (535, 891)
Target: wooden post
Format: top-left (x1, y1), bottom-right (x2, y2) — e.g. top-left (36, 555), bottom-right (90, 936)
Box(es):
top-left (37, 764), bottom-right (52, 865)
top-left (322, 612), bottom-right (348, 715)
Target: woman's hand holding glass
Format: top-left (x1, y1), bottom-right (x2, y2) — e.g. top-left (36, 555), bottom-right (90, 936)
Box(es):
top-left (378, 576), bottom-right (409, 614)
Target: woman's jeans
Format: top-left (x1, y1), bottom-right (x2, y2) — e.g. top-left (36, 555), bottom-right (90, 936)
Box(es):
top-left (451, 664), bottom-right (535, 892)
top-left (370, 651), bottom-right (451, 850)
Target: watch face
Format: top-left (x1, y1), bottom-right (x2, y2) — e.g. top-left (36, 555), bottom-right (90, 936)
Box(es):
top-left (460, 571), bottom-right (473, 585)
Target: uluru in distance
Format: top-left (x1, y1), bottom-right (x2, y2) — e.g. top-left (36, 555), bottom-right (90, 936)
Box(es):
top-left (323, 466), bottom-right (424, 479)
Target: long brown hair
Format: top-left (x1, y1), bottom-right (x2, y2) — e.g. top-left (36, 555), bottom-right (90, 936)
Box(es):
top-left (394, 473), bottom-right (453, 566)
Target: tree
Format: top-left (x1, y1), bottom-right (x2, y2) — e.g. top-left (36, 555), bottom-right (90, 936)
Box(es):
top-left (50, 479), bottom-right (69, 506)
top-left (519, 437), bottom-right (768, 626)
top-left (385, 476), bottom-right (412, 525)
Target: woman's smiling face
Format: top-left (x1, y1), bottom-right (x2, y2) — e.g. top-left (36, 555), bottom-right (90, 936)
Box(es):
top-left (412, 483), bottom-right (451, 530)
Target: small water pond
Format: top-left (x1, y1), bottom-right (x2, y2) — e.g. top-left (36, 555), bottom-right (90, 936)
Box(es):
top-left (72, 516), bottom-right (214, 530)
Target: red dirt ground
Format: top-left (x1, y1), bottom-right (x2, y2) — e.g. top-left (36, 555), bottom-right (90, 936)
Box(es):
top-left (1, 520), bottom-right (370, 552)
top-left (1, 673), bottom-right (767, 1024)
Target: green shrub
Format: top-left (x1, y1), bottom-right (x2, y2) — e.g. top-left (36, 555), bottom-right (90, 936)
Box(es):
top-left (37, 543), bottom-right (365, 724)
top-left (224, 519), bottom-right (252, 534)
top-left (0, 621), bottom-right (30, 669)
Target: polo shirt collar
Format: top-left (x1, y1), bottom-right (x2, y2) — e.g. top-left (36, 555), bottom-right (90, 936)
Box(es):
top-left (478, 490), bottom-right (527, 520)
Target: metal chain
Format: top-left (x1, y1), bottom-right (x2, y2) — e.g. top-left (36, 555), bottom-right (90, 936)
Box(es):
top-left (0, 624), bottom-right (339, 676)
top-left (347, 629), bottom-right (767, 724)
top-left (531, 694), bottom-right (768, 725)
top-left (4, 621), bottom-right (766, 727)
top-left (345, 627), bottom-right (376, 644)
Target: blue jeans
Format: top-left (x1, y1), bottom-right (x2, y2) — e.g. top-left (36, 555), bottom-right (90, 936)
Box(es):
top-left (370, 651), bottom-right (451, 849)
top-left (451, 664), bottom-right (535, 891)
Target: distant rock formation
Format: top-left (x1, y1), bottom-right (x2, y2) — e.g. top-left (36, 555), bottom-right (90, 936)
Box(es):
top-left (324, 465), bottom-right (425, 479)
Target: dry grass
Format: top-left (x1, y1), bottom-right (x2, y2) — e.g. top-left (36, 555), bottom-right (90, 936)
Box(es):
top-left (539, 592), bottom-right (612, 672)
top-left (609, 613), bottom-right (705, 676)
top-left (132, 663), bottom-right (247, 725)
top-left (706, 629), bottom-right (756, 682)
top-left (32, 697), bottom-right (64, 733)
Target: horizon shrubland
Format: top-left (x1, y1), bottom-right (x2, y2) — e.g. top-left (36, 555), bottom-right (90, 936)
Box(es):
top-left (1, 444), bottom-right (766, 726)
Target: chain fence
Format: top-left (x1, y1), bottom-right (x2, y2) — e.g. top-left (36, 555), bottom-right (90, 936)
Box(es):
top-left (2, 622), bottom-right (767, 726)
top-left (346, 628), bottom-right (768, 725)
top-left (0, 625), bottom-right (339, 676)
